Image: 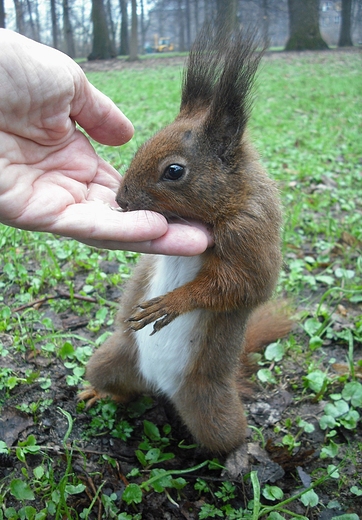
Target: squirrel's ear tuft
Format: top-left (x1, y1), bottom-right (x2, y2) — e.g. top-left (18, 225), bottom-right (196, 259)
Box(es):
top-left (181, 24), bottom-right (265, 163)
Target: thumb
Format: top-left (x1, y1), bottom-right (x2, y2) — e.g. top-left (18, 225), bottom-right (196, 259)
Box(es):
top-left (71, 73), bottom-right (134, 146)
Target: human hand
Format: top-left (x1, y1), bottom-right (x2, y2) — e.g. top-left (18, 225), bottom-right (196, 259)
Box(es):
top-left (0, 30), bottom-right (212, 255)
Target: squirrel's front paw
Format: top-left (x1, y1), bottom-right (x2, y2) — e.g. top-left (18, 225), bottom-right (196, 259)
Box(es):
top-left (128, 296), bottom-right (180, 334)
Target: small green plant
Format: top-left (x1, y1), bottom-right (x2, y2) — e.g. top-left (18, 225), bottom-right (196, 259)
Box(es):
top-left (122, 460), bottom-right (214, 507)
top-left (82, 398), bottom-right (134, 442)
top-left (135, 420), bottom-right (174, 467)
top-left (257, 340), bottom-right (288, 385)
top-left (276, 416), bottom-right (316, 453)
top-left (58, 341), bottom-right (93, 386)
top-left (303, 367), bottom-right (330, 399)
top-left (0, 410), bottom-right (88, 519)
top-left (0, 368), bottom-right (42, 404)
top-left (319, 381), bottom-right (362, 432)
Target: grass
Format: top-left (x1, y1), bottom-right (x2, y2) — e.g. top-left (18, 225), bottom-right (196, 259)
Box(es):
top-left (0, 49), bottom-right (361, 519)
top-left (88, 66), bottom-right (183, 170)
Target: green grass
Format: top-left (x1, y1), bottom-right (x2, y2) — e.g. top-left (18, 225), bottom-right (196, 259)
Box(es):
top-left (0, 50), bottom-right (361, 519)
top-left (88, 66), bottom-right (184, 170)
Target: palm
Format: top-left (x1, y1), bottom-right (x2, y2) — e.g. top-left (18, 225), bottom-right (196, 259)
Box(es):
top-left (0, 128), bottom-right (121, 233)
top-left (0, 127), bottom-right (210, 253)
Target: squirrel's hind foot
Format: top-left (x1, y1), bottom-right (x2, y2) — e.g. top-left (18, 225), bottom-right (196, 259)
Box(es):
top-left (78, 386), bottom-right (113, 408)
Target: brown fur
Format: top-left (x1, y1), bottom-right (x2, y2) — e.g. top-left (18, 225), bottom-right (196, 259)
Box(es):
top-left (81, 26), bottom-right (292, 454)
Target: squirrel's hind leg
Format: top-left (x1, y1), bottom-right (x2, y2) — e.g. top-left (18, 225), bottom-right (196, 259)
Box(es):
top-left (79, 328), bottom-right (148, 406)
top-left (172, 376), bottom-right (247, 454)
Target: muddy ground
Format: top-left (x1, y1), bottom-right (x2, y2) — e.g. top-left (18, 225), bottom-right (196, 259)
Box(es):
top-left (1, 261), bottom-right (361, 518)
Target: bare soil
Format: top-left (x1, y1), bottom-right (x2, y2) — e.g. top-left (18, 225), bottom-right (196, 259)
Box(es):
top-left (1, 262), bottom-right (361, 518)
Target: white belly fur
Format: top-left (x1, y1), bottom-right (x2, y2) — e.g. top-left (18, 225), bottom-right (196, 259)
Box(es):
top-left (135, 255), bottom-right (202, 398)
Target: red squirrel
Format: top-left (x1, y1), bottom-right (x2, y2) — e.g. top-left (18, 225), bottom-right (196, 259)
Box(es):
top-left (81, 26), bottom-right (291, 454)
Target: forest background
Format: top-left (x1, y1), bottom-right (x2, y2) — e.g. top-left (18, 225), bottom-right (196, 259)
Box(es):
top-left (0, 0), bottom-right (361, 61)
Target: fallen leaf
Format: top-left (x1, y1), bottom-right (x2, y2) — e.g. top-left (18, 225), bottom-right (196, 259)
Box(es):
top-left (0, 407), bottom-right (33, 446)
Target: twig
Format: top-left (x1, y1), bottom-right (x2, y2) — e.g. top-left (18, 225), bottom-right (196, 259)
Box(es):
top-left (116, 460), bottom-right (130, 487)
top-left (12, 290), bottom-right (118, 312)
top-left (13, 294), bottom-right (63, 312)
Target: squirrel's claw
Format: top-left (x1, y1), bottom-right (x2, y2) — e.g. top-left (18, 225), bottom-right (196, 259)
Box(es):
top-left (128, 296), bottom-right (179, 333)
top-left (78, 386), bottom-right (104, 408)
top-left (151, 313), bottom-right (175, 334)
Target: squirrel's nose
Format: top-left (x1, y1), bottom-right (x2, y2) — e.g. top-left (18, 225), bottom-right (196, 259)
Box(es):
top-left (116, 184), bottom-right (129, 211)
top-left (116, 197), bottom-right (129, 211)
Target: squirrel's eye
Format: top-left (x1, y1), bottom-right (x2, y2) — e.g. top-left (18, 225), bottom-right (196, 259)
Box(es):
top-left (163, 164), bottom-right (185, 181)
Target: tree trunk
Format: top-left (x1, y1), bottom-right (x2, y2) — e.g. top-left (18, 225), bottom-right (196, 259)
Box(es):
top-left (0, 0), bottom-right (5, 28)
top-left (285, 0), bottom-right (328, 50)
top-left (140, 0), bottom-right (145, 54)
top-left (50, 0), bottom-right (58, 48)
top-left (204, 0), bottom-right (210, 23)
top-left (338, 0), bottom-right (353, 47)
top-left (80, 2), bottom-right (91, 58)
top-left (13, 0), bottom-right (25, 35)
top-left (139, 0), bottom-right (150, 54)
top-left (185, 0), bottom-right (191, 49)
top-left (215, 0), bottom-right (237, 35)
top-left (106, 0), bottom-right (116, 50)
top-left (128, 0), bottom-right (139, 61)
top-left (88, 0), bottom-right (116, 60)
top-left (140, 0), bottom-right (144, 52)
top-left (204, 0), bottom-right (215, 24)
top-left (25, 0), bottom-right (37, 40)
top-left (63, 0), bottom-right (75, 57)
top-left (177, 0), bottom-right (185, 52)
top-left (119, 0), bottom-right (129, 56)
top-left (262, 0), bottom-right (269, 43)
top-left (194, 0), bottom-right (199, 35)
top-left (33, 0), bottom-right (41, 42)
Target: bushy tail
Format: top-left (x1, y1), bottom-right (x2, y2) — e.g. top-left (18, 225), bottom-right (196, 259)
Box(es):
top-left (237, 301), bottom-right (293, 397)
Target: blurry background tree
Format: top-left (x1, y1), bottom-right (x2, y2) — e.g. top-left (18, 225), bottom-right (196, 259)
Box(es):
top-left (107, 0), bottom-right (117, 50)
top-left (1, 0), bottom-right (361, 59)
top-left (339, 0), bottom-right (353, 45)
top-left (128, 0), bottom-right (138, 60)
top-left (88, 0), bottom-right (116, 59)
top-left (13, 0), bottom-right (38, 39)
top-left (216, 0), bottom-right (237, 34)
top-left (285, 0), bottom-right (329, 49)
top-left (50, 0), bottom-right (58, 48)
top-left (0, 0), bottom-right (5, 27)
top-left (63, 0), bottom-right (75, 57)
top-left (139, 0), bottom-right (150, 55)
top-left (119, 0), bottom-right (129, 54)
